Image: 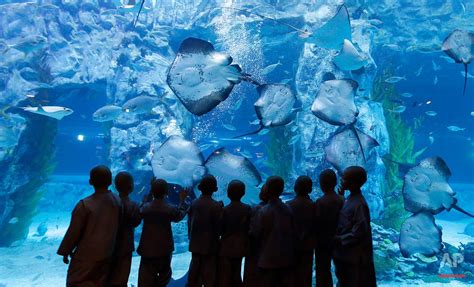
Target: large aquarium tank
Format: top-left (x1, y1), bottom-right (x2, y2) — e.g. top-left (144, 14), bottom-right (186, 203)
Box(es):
top-left (0, 0), bottom-right (473, 286)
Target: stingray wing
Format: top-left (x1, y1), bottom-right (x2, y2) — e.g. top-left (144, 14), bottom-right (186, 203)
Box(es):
top-left (311, 5), bottom-right (352, 50)
top-left (205, 148), bottom-right (262, 204)
top-left (402, 157), bottom-right (456, 214)
top-left (311, 79), bottom-right (359, 125)
top-left (324, 126), bottom-right (378, 172)
top-left (442, 29), bottom-right (474, 64)
top-left (151, 136), bottom-right (206, 188)
top-left (399, 212), bottom-right (443, 258)
top-left (167, 38), bottom-right (242, 116)
top-left (255, 84), bottom-right (296, 127)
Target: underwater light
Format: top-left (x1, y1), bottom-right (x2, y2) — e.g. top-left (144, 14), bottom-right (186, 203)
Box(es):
top-left (77, 134), bottom-right (85, 142)
top-left (124, 108), bottom-right (130, 113)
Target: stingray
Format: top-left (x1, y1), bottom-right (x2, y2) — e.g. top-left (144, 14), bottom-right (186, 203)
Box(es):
top-left (399, 211), bottom-right (443, 258)
top-left (205, 148), bottom-right (262, 204)
top-left (151, 136), bottom-right (206, 188)
top-left (311, 76), bottom-right (359, 125)
top-left (236, 84), bottom-right (297, 137)
top-left (402, 156), bottom-right (474, 217)
top-left (442, 29), bottom-right (474, 96)
top-left (324, 126), bottom-right (379, 173)
top-left (166, 37), bottom-right (244, 116)
top-left (333, 39), bottom-right (369, 71)
top-left (310, 5), bottom-right (352, 50)
top-left (312, 74), bottom-right (371, 162)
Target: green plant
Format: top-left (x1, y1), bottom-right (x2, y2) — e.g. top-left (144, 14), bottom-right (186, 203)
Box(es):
top-left (372, 70), bottom-right (426, 229)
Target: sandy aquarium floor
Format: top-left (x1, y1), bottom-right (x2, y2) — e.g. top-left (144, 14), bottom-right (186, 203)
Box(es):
top-left (0, 212), bottom-right (473, 286)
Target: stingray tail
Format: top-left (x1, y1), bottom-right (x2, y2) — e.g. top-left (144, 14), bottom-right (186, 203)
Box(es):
top-left (463, 64), bottom-right (468, 96)
top-left (133, 0), bottom-right (146, 28)
top-left (453, 204), bottom-right (474, 217)
top-left (350, 124), bottom-right (367, 162)
top-left (240, 73), bottom-right (262, 86)
top-left (234, 125), bottom-right (264, 138)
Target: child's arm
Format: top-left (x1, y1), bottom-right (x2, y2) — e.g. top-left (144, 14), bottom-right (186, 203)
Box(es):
top-left (57, 201), bottom-right (88, 263)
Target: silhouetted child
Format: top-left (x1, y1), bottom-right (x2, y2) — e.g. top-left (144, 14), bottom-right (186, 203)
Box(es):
top-left (109, 171), bottom-right (141, 287)
top-left (243, 184), bottom-right (268, 287)
top-left (57, 165), bottom-right (122, 287)
top-left (314, 169), bottom-right (344, 287)
top-left (286, 175), bottom-right (314, 287)
top-left (186, 175), bottom-right (223, 287)
top-left (253, 176), bottom-right (294, 287)
top-left (333, 166), bottom-right (376, 287)
top-left (218, 180), bottom-right (251, 287)
top-left (137, 178), bottom-right (188, 287)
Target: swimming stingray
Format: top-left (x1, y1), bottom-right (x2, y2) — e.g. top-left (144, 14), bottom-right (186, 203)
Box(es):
top-left (333, 39), bottom-right (369, 71)
top-left (151, 136), bottom-right (206, 188)
top-left (324, 126), bottom-right (379, 173)
top-left (311, 74), bottom-right (359, 125)
top-left (167, 37), bottom-right (244, 116)
top-left (205, 148), bottom-right (262, 204)
top-left (236, 84), bottom-right (297, 137)
top-left (402, 156), bottom-right (474, 217)
top-left (399, 211), bottom-right (443, 257)
top-left (312, 74), bottom-right (372, 163)
top-left (20, 105), bottom-right (73, 120)
top-left (442, 29), bottom-right (474, 96)
top-left (310, 5), bottom-right (352, 50)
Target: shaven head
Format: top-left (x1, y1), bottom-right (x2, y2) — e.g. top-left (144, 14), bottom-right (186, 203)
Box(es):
top-left (342, 166), bottom-right (367, 191)
top-left (294, 175), bottom-right (312, 196)
top-left (266, 176), bottom-right (284, 199)
top-left (89, 165), bottom-right (112, 189)
top-left (151, 178), bottom-right (168, 198)
top-left (198, 174), bottom-right (218, 195)
top-left (115, 171), bottom-right (134, 195)
top-left (319, 169), bottom-right (337, 193)
top-left (227, 180), bottom-right (246, 201)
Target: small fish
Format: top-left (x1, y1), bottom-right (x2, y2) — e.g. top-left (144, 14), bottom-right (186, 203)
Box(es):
top-left (447, 125), bottom-right (465, 132)
top-left (234, 98), bottom-right (244, 110)
top-left (415, 66), bottom-right (423, 77)
top-left (8, 217), bottom-right (19, 224)
top-left (390, 105), bottom-right (406, 113)
top-left (385, 76), bottom-right (406, 83)
top-left (461, 71), bottom-right (474, 79)
top-left (123, 95), bottom-right (159, 114)
top-left (288, 135), bottom-right (301, 145)
top-left (426, 100), bottom-right (432, 105)
top-left (250, 141), bottom-right (262, 147)
top-left (440, 55), bottom-right (455, 64)
top-left (425, 111), bottom-right (437, 116)
top-left (432, 60), bottom-right (441, 71)
top-left (280, 78), bottom-right (292, 84)
top-left (261, 61), bottom-right (282, 75)
top-left (93, 105), bottom-right (122, 122)
top-left (249, 119), bottom-right (260, 125)
top-left (199, 143), bottom-right (215, 151)
top-left (433, 76), bottom-right (438, 85)
top-left (401, 92), bottom-right (413, 98)
top-left (223, 124), bottom-right (236, 131)
top-left (428, 135), bottom-right (435, 144)
top-left (239, 150), bottom-right (253, 158)
top-left (258, 129), bottom-right (270, 135)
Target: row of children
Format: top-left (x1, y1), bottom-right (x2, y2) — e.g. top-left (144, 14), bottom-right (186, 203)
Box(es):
top-left (57, 165), bottom-right (376, 287)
